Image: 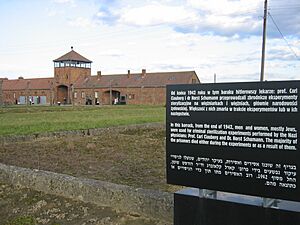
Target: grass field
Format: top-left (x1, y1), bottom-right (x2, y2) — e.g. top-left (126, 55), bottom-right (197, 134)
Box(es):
top-left (0, 105), bottom-right (165, 136)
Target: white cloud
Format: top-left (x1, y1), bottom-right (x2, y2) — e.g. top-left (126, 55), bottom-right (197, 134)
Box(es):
top-left (98, 49), bottom-right (124, 58)
top-left (95, 0), bottom-right (299, 38)
top-left (98, 1), bottom-right (262, 37)
top-left (204, 14), bottom-right (260, 32)
top-left (119, 3), bottom-right (198, 26)
top-left (53, 0), bottom-right (74, 4)
top-left (52, 0), bottom-right (76, 7)
top-left (267, 43), bottom-right (300, 61)
top-left (187, 0), bottom-right (261, 16)
top-left (46, 8), bottom-right (64, 17)
top-left (68, 17), bottom-right (95, 28)
top-left (1, 0), bottom-right (299, 83)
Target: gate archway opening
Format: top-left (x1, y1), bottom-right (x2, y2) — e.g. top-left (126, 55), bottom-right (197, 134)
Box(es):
top-left (103, 90), bottom-right (120, 105)
top-left (57, 85), bottom-right (68, 104)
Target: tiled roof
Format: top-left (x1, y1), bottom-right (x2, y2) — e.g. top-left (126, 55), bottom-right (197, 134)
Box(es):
top-left (2, 78), bottom-right (54, 90)
top-left (1, 71), bottom-right (199, 90)
top-left (53, 50), bottom-right (92, 63)
top-left (75, 71), bottom-right (199, 88)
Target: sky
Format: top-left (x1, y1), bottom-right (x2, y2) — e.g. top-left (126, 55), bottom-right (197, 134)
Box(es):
top-left (0, 0), bottom-right (299, 83)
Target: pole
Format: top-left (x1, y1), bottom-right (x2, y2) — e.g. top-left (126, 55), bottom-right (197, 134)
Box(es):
top-left (0, 80), bottom-right (3, 111)
top-left (50, 82), bottom-right (53, 106)
top-left (92, 85), bottom-right (95, 106)
top-left (71, 84), bottom-right (74, 107)
top-left (260, 0), bottom-right (268, 82)
top-left (110, 80), bottom-right (112, 105)
top-left (27, 81), bottom-right (30, 107)
top-left (260, 0), bottom-right (279, 209)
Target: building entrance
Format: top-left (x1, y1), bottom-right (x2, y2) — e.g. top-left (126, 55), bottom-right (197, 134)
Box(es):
top-left (103, 90), bottom-right (120, 105)
top-left (57, 85), bottom-right (68, 104)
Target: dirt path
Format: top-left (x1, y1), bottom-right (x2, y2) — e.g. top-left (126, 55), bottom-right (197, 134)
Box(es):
top-left (0, 183), bottom-right (170, 225)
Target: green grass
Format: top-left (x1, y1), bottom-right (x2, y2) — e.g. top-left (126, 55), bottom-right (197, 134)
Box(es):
top-left (0, 105), bottom-right (165, 136)
top-left (4, 216), bottom-right (36, 225)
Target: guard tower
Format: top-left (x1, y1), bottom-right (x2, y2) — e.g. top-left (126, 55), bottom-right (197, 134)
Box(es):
top-left (53, 47), bottom-right (92, 104)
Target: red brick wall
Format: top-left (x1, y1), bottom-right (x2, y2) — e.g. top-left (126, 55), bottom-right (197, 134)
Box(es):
top-left (54, 67), bottom-right (91, 85)
top-left (2, 89), bottom-right (52, 105)
top-left (72, 87), bottom-right (166, 105)
top-left (2, 73), bottom-right (200, 105)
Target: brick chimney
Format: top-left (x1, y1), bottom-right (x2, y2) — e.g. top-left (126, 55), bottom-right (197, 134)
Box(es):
top-left (127, 70), bottom-right (130, 78)
top-left (142, 69), bottom-right (146, 78)
top-left (97, 71), bottom-right (101, 79)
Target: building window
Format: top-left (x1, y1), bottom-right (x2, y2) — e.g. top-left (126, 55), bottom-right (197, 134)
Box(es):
top-left (128, 94), bottom-right (135, 100)
top-left (95, 91), bottom-right (98, 98)
top-left (81, 91), bottom-right (85, 98)
top-left (74, 92), bottom-right (77, 99)
top-left (13, 93), bottom-right (16, 99)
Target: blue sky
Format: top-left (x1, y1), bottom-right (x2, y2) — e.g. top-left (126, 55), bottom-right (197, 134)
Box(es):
top-left (0, 0), bottom-right (299, 83)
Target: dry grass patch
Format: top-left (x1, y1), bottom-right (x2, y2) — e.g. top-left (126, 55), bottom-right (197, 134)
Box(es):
top-left (0, 125), bottom-right (179, 192)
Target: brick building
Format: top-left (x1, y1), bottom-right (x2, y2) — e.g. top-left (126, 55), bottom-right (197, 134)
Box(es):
top-left (1, 48), bottom-right (200, 105)
top-left (0, 79), bottom-right (3, 106)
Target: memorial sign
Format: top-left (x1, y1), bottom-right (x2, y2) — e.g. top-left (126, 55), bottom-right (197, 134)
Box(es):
top-left (166, 81), bottom-right (300, 201)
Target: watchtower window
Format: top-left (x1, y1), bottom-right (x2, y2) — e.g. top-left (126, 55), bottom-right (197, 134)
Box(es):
top-left (54, 61), bottom-right (91, 68)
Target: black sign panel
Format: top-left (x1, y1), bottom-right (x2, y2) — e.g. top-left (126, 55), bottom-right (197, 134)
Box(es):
top-left (166, 81), bottom-right (300, 201)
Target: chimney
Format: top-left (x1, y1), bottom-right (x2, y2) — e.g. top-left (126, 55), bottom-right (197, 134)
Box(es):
top-left (127, 70), bottom-right (130, 78)
top-left (97, 71), bottom-right (101, 79)
top-left (142, 69), bottom-right (146, 78)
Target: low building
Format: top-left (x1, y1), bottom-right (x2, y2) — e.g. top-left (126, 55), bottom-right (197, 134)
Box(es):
top-left (1, 48), bottom-right (200, 105)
